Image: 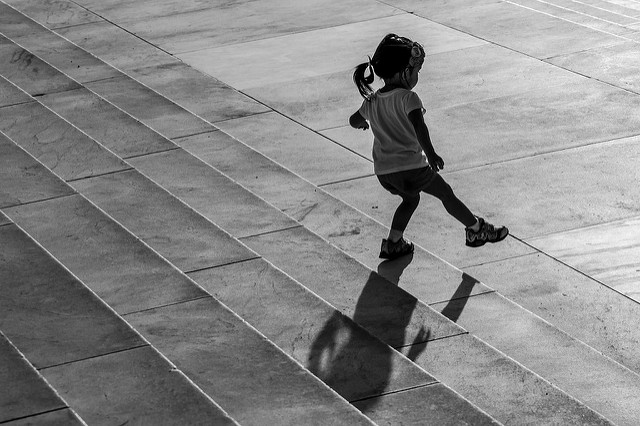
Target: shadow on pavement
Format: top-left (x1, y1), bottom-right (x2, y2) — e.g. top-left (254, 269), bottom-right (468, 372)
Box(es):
top-left (307, 253), bottom-right (427, 415)
top-left (440, 273), bottom-right (479, 322)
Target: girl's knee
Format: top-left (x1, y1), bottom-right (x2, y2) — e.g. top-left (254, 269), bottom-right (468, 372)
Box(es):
top-left (403, 194), bottom-right (420, 207)
top-left (425, 177), bottom-right (454, 200)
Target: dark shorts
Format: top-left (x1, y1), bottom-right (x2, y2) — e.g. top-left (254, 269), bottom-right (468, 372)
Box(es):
top-left (377, 166), bottom-right (437, 198)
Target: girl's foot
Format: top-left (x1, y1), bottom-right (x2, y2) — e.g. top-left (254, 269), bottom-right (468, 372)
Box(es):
top-left (466, 218), bottom-right (509, 247)
top-left (380, 237), bottom-right (414, 259)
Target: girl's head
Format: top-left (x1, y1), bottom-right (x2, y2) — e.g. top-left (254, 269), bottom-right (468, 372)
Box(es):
top-left (354, 33), bottom-right (425, 99)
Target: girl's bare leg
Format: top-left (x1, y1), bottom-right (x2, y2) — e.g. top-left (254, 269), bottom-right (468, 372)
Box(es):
top-left (422, 174), bottom-right (477, 228)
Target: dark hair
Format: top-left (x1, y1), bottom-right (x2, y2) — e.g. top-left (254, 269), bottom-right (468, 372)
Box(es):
top-left (353, 34), bottom-right (418, 99)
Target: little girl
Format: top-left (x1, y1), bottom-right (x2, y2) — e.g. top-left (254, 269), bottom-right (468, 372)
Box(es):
top-left (349, 33), bottom-right (508, 260)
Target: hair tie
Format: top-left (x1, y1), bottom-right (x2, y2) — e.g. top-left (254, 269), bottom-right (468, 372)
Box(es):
top-left (365, 56), bottom-right (375, 83)
top-left (408, 42), bottom-right (425, 67)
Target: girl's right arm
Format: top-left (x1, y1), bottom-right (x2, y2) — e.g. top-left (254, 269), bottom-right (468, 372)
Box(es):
top-left (408, 109), bottom-right (444, 171)
top-left (349, 111), bottom-right (369, 131)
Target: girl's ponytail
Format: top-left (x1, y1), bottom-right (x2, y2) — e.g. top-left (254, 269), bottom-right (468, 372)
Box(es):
top-left (353, 59), bottom-right (375, 100)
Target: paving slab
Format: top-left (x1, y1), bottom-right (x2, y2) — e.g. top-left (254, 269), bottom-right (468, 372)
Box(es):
top-left (0, 12), bottom-right (122, 84)
top-left (0, 35), bottom-right (81, 96)
top-left (38, 87), bottom-right (177, 158)
top-left (442, 136), bottom-right (640, 239)
top-left (4, 0), bottom-right (102, 29)
top-left (548, 40), bottom-right (640, 92)
top-left (71, 169), bottom-right (257, 272)
top-left (245, 42), bottom-right (582, 132)
top-left (15, 31), bottom-right (121, 84)
top-left (70, 0), bottom-right (217, 20)
top-left (0, 101), bottom-right (130, 181)
top-left (85, 75), bottom-right (213, 139)
top-left (466, 251), bottom-right (640, 372)
top-left (527, 216), bottom-right (640, 302)
top-left (0, 1), bottom-right (52, 37)
top-left (508, 0), bottom-right (640, 36)
top-left (409, 333), bottom-right (612, 425)
top-left (128, 149), bottom-right (297, 238)
top-left (55, 20), bottom-right (176, 72)
top-left (3, 410), bottom-right (85, 425)
top-left (431, 291), bottom-right (640, 425)
top-left (389, 0), bottom-right (625, 58)
top-left (178, 13), bottom-right (486, 90)
top-left (239, 227), bottom-right (470, 348)
top-left (0, 75), bottom-right (32, 107)
top-left (125, 297), bottom-right (375, 426)
top-left (0, 224), bottom-right (144, 369)
top-left (352, 384), bottom-right (499, 426)
top-left (422, 79), bottom-right (640, 171)
top-left (94, 0), bottom-right (404, 53)
top-left (189, 259), bottom-right (441, 402)
top-left (215, 112), bottom-right (373, 186)
top-left (127, 62), bottom-right (270, 123)
top-left (4, 194), bottom-right (208, 315)
top-left (0, 132), bottom-right (73, 208)
top-left (175, 129), bottom-right (339, 217)
top-left (0, 333), bottom-right (66, 423)
top-left (42, 346), bottom-right (238, 426)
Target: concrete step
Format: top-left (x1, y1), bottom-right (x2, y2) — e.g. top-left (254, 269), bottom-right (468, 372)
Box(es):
top-left (66, 166), bottom-right (496, 424)
top-left (0, 37), bottom-right (498, 420)
top-left (0, 135), bottom-right (374, 426)
top-left (41, 101), bottom-right (609, 425)
top-left (0, 77), bottom-right (131, 182)
top-left (0, 131), bottom-right (73, 208)
top-left (1, 2), bottom-right (636, 422)
top-left (0, 15), bottom-right (624, 424)
top-left (174, 121), bottom-right (640, 426)
top-left (0, 221), bottom-right (237, 425)
top-left (0, 331), bottom-right (84, 425)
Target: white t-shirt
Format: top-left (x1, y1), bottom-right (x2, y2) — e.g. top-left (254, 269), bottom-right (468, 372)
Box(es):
top-left (359, 88), bottom-right (428, 175)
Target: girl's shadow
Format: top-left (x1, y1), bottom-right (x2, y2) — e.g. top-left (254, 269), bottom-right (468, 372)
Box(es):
top-left (307, 253), bottom-right (428, 414)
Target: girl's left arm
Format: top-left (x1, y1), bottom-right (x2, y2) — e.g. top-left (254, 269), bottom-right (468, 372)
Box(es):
top-left (349, 111), bottom-right (369, 130)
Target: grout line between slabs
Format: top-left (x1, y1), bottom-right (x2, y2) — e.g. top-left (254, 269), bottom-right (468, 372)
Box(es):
top-left (37, 344), bottom-right (150, 372)
top-left (318, 174), bottom-right (376, 187)
top-left (427, 289), bottom-right (497, 308)
top-left (0, 407), bottom-right (70, 425)
top-left (393, 331), bottom-right (469, 350)
top-left (65, 167), bottom-right (135, 183)
top-left (183, 256), bottom-right (262, 275)
top-left (122, 146), bottom-right (181, 160)
top-left (172, 128), bottom-right (218, 141)
top-left (1, 193), bottom-right (77, 209)
top-left (238, 224), bottom-right (304, 240)
top-left (348, 381), bottom-right (440, 404)
top-left (121, 295), bottom-right (213, 316)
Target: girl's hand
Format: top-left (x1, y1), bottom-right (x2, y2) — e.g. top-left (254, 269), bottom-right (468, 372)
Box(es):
top-left (349, 111), bottom-right (369, 131)
top-left (428, 152), bottom-right (444, 171)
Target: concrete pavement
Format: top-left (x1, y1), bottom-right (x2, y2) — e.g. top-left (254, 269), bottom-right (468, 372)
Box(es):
top-left (2, 0), bottom-right (640, 424)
